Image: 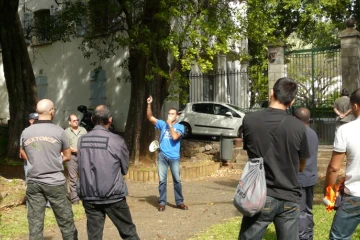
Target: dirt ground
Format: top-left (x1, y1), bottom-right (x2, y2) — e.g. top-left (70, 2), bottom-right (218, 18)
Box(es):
top-left (40, 168), bottom-right (243, 240)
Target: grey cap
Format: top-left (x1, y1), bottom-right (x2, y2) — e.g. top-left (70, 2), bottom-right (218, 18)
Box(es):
top-left (28, 113), bottom-right (38, 120)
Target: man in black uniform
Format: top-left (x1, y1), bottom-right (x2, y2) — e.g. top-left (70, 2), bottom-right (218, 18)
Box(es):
top-left (239, 77), bottom-right (310, 240)
top-left (77, 105), bottom-right (139, 240)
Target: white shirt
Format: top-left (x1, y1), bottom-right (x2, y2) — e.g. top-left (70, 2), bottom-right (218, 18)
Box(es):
top-left (334, 117), bottom-right (360, 196)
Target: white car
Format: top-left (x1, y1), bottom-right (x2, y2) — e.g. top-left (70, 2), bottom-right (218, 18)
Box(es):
top-left (177, 102), bottom-right (246, 138)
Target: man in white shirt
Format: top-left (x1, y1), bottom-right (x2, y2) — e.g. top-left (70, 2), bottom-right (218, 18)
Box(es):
top-left (324, 88), bottom-right (360, 239)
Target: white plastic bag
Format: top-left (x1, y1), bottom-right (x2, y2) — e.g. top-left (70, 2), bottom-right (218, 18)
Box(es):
top-left (233, 157), bottom-right (267, 217)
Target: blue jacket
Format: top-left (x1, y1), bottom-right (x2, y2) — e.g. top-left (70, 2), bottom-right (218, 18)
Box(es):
top-left (77, 125), bottom-right (129, 202)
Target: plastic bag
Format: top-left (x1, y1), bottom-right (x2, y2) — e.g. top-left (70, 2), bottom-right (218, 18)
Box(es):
top-left (233, 157), bottom-right (267, 217)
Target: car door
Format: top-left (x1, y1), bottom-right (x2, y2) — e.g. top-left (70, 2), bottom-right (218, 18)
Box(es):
top-left (190, 103), bottom-right (216, 135)
top-left (211, 104), bottom-right (241, 137)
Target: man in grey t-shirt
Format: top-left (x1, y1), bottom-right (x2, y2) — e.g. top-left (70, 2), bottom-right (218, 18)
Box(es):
top-left (21, 99), bottom-right (78, 240)
top-left (334, 88), bottom-right (355, 130)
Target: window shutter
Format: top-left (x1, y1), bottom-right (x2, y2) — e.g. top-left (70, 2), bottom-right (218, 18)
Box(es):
top-left (90, 70), bottom-right (106, 106)
top-left (36, 75), bottom-right (48, 100)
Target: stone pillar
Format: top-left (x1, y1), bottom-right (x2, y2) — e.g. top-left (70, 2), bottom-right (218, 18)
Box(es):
top-left (339, 19), bottom-right (360, 92)
top-left (267, 42), bottom-right (286, 98)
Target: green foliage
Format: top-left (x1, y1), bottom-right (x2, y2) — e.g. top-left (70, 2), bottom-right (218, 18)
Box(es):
top-left (0, 204), bottom-right (85, 239)
top-left (246, 0), bottom-right (357, 106)
top-left (44, 0), bottom-right (247, 100)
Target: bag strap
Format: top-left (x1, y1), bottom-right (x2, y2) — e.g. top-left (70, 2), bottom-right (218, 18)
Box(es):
top-left (263, 115), bottom-right (287, 157)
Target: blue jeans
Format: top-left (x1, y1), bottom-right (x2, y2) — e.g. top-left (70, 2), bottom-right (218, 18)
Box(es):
top-left (158, 152), bottom-right (184, 206)
top-left (239, 195), bottom-right (300, 240)
top-left (329, 193), bottom-right (360, 240)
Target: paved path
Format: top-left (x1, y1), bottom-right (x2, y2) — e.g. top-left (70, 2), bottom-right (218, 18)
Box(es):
top-left (43, 171), bottom-right (242, 240)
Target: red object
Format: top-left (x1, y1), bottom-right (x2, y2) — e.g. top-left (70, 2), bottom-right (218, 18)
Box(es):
top-left (324, 178), bottom-right (345, 212)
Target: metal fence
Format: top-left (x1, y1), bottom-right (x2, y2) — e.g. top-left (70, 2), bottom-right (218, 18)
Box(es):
top-left (188, 70), bottom-right (249, 109)
top-left (285, 46), bottom-right (342, 144)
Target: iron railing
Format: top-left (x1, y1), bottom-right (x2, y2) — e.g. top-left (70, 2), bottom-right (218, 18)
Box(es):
top-left (187, 70), bottom-right (249, 109)
top-left (285, 46), bottom-right (341, 144)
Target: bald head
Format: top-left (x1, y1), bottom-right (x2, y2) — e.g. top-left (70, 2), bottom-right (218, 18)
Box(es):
top-left (36, 99), bottom-right (55, 120)
top-left (294, 107), bottom-right (310, 124)
top-left (92, 105), bottom-right (112, 127)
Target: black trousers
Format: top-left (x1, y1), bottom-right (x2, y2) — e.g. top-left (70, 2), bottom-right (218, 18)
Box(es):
top-left (299, 185), bottom-right (315, 240)
top-left (83, 198), bottom-right (139, 240)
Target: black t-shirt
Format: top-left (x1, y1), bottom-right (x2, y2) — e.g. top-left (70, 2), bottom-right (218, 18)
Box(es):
top-left (243, 108), bottom-right (310, 203)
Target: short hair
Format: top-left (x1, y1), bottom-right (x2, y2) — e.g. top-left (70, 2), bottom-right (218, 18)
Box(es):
top-left (273, 77), bottom-right (298, 106)
top-left (294, 107), bottom-right (310, 123)
top-left (341, 88), bottom-right (350, 96)
top-left (92, 105), bottom-right (112, 126)
top-left (168, 108), bottom-right (178, 114)
top-left (350, 88), bottom-right (360, 105)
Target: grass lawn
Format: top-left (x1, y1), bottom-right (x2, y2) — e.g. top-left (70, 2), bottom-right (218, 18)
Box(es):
top-left (190, 204), bottom-right (360, 240)
top-left (0, 203), bottom-right (85, 240)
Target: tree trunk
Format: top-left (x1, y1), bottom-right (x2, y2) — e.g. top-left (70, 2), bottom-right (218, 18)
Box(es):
top-left (124, 1), bottom-right (171, 164)
top-left (0, 0), bottom-right (38, 158)
top-left (124, 50), bottom-right (169, 164)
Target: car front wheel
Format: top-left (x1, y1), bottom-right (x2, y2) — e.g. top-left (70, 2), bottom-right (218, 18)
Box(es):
top-left (181, 122), bottom-right (192, 138)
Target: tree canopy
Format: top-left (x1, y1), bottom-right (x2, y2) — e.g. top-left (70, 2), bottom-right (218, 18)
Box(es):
top-left (39, 0), bottom-right (248, 162)
top-left (246, 0), bottom-right (358, 106)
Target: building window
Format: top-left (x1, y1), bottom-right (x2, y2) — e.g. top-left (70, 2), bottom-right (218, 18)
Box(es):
top-left (33, 9), bottom-right (51, 44)
top-left (36, 75), bottom-right (48, 100)
top-left (88, 0), bottom-right (121, 35)
top-left (90, 69), bottom-right (106, 106)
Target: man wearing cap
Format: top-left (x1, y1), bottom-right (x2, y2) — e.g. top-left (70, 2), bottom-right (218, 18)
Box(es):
top-left (20, 113), bottom-right (38, 180)
top-left (20, 99), bottom-right (78, 240)
top-left (64, 114), bottom-right (87, 205)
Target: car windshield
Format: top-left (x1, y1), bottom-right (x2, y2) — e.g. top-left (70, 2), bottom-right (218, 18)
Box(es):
top-left (225, 104), bottom-right (244, 112)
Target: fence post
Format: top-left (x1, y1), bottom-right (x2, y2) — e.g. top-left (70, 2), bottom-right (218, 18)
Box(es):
top-left (240, 60), bottom-right (249, 108)
top-left (267, 40), bottom-right (286, 98)
top-left (339, 19), bottom-right (360, 92)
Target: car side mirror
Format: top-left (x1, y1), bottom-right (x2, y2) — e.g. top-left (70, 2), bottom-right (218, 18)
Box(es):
top-left (225, 112), bottom-right (233, 118)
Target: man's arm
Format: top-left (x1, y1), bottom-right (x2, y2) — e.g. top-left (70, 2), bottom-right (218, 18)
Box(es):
top-left (118, 142), bottom-right (130, 175)
top-left (20, 147), bottom-right (28, 160)
top-left (343, 108), bottom-right (352, 117)
top-left (299, 158), bottom-right (306, 172)
top-left (147, 95), bottom-right (158, 125)
top-left (333, 107), bottom-right (341, 116)
top-left (323, 151), bottom-right (345, 195)
top-left (166, 117), bottom-right (182, 140)
top-left (62, 148), bottom-right (71, 162)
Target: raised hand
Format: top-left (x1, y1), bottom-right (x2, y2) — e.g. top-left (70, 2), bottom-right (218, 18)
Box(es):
top-left (147, 95), bottom-right (153, 104)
